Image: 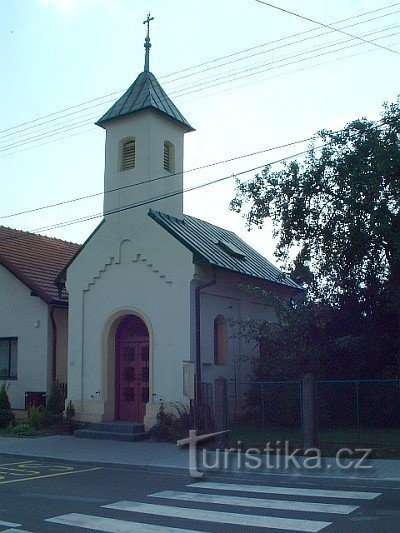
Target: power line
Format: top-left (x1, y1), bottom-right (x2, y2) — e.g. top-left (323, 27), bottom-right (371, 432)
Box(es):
top-left (2, 22), bottom-right (399, 156)
top-left (170, 23), bottom-right (400, 96)
top-left (0, 117), bottom-right (391, 244)
top-left (1, 111), bottom-right (391, 222)
top-left (30, 148), bottom-right (328, 233)
top-left (255, 0), bottom-right (400, 56)
top-left (0, 137), bottom-right (316, 220)
top-left (191, 37), bottom-right (400, 105)
top-left (1, 2), bottom-right (398, 138)
top-left (30, 121), bottom-right (388, 235)
top-left (165, 8), bottom-right (400, 87)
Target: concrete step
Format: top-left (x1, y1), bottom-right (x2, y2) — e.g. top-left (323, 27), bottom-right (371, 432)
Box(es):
top-left (74, 429), bottom-right (148, 442)
top-left (88, 421), bottom-right (145, 434)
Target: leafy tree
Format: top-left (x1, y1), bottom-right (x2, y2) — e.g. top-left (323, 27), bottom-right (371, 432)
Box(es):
top-left (231, 99), bottom-right (400, 308)
top-left (231, 99), bottom-right (400, 373)
top-left (236, 290), bottom-right (397, 381)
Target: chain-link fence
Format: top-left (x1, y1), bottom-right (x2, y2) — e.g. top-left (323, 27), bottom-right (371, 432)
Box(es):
top-left (316, 379), bottom-right (400, 452)
top-left (226, 380), bottom-right (303, 448)
top-left (222, 378), bottom-right (400, 456)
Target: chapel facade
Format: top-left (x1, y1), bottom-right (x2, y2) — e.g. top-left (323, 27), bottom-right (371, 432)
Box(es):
top-left (59, 22), bottom-right (301, 428)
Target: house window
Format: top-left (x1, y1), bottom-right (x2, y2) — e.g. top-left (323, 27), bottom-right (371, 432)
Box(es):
top-left (163, 141), bottom-right (174, 172)
top-left (214, 315), bottom-right (228, 365)
top-left (121, 139), bottom-right (135, 171)
top-left (0, 338), bottom-right (17, 379)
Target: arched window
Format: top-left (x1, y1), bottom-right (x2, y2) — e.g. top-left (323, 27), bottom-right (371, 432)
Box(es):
top-left (121, 139), bottom-right (135, 171)
top-left (163, 141), bottom-right (174, 172)
top-left (214, 315), bottom-right (228, 365)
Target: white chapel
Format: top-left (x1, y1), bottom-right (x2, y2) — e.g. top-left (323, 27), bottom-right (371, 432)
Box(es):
top-left (59, 21), bottom-right (300, 429)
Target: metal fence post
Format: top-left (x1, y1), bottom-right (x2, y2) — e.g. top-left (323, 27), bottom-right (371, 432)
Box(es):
top-left (355, 381), bottom-right (360, 445)
top-left (215, 377), bottom-right (229, 448)
top-left (261, 383), bottom-right (266, 430)
top-left (302, 374), bottom-right (318, 449)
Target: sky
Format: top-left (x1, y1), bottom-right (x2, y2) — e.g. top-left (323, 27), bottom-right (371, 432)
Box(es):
top-left (1, 0), bottom-right (399, 265)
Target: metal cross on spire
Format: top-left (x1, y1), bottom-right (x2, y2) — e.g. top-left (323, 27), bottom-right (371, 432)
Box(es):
top-left (143, 12), bottom-right (154, 72)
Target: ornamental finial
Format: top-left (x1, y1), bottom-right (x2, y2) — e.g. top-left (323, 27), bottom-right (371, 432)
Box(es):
top-left (143, 12), bottom-right (154, 72)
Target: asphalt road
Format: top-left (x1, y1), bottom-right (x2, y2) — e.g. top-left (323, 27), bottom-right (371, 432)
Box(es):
top-left (0, 453), bottom-right (399, 532)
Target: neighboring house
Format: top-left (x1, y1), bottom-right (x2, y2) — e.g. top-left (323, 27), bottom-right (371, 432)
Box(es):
top-left (56, 33), bottom-right (302, 429)
top-left (0, 226), bottom-right (78, 411)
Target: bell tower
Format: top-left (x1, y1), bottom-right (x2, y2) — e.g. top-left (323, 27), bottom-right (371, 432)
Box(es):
top-left (96, 14), bottom-right (194, 220)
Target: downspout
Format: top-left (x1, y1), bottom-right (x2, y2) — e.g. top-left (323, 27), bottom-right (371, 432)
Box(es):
top-left (195, 271), bottom-right (217, 405)
top-left (49, 306), bottom-right (57, 382)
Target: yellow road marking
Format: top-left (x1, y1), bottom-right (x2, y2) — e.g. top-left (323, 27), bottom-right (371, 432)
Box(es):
top-left (6, 463), bottom-right (75, 472)
top-left (0, 469), bottom-right (41, 476)
top-left (0, 467), bottom-right (101, 485)
top-left (0, 461), bottom-right (36, 467)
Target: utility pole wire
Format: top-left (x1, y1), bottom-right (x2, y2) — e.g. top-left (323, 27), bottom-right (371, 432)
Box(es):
top-left (1, 113), bottom-right (390, 222)
top-left (255, 0), bottom-right (400, 56)
top-left (2, 2), bottom-right (399, 136)
top-left (2, 24), bottom-right (399, 156)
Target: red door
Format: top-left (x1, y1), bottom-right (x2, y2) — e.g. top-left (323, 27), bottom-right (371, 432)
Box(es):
top-left (115, 316), bottom-right (149, 422)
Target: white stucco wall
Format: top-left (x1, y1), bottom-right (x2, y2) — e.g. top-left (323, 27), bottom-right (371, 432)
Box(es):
top-left (0, 265), bottom-right (50, 410)
top-left (66, 219), bottom-right (195, 422)
top-left (53, 307), bottom-right (68, 385)
top-left (103, 110), bottom-right (186, 219)
top-left (67, 104), bottom-right (196, 424)
top-left (196, 266), bottom-right (285, 391)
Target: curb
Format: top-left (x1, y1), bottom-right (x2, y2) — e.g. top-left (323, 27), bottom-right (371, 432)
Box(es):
top-left (1, 449), bottom-right (400, 484)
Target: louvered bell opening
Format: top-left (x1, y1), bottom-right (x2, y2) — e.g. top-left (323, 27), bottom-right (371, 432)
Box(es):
top-left (122, 140), bottom-right (135, 171)
top-left (164, 142), bottom-right (170, 172)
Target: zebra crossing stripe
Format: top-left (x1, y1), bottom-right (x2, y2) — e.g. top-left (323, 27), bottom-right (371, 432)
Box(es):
top-left (188, 482), bottom-right (381, 500)
top-left (45, 513), bottom-right (205, 532)
top-left (1, 530), bottom-right (33, 532)
top-left (150, 490), bottom-right (359, 514)
top-left (104, 501), bottom-right (331, 532)
top-left (0, 521), bottom-right (21, 528)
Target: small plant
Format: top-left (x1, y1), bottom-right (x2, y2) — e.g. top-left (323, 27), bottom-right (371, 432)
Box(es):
top-left (0, 409), bottom-right (14, 428)
top-left (46, 381), bottom-right (65, 415)
top-left (168, 403), bottom-right (192, 441)
top-left (63, 401), bottom-right (76, 434)
top-left (28, 405), bottom-right (46, 430)
top-left (0, 384), bottom-right (11, 411)
top-left (152, 403), bottom-right (173, 441)
top-left (151, 403), bottom-right (196, 442)
top-left (64, 401), bottom-right (75, 421)
top-left (10, 423), bottom-right (35, 437)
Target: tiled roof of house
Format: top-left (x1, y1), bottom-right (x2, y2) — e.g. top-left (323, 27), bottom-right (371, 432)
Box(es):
top-left (148, 209), bottom-right (302, 291)
top-left (0, 226), bottom-right (79, 305)
top-left (96, 70), bottom-right (194, 132)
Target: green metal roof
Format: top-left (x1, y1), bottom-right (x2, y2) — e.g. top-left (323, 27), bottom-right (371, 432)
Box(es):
top-left (96, 71), bottom-right (194, 131)
top-left (148, 209), bottom-right (302, 290)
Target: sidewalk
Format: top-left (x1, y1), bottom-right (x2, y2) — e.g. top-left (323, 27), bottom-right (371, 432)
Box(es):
top-left (0, 435), bottom-right (399, 482)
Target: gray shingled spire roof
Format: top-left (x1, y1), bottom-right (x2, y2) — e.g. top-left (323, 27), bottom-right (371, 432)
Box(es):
top-left (96, 70), bottom-right (194, 131)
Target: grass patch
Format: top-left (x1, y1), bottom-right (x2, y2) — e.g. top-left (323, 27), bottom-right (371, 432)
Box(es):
top-left (229, 422), bottom-right (400, 459)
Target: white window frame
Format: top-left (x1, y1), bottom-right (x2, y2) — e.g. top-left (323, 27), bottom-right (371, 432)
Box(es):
top-left (0, 337), bottom-right (18, 380)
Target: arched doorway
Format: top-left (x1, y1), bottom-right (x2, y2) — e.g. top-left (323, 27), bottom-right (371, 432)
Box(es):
top-left (115, 315), bottom-right (149, 422)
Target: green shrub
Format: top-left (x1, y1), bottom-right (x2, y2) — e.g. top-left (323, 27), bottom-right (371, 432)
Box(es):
top-left (28, 405), bottom-right (46, 429)
top-left (152, 403), bottom-right (196, 442)
top-left (0, 384), bottom-right (11, 411)
top-left (46, 410), bottom-right (64, 425)
top-left (0, 409), bottom-right (14, 428)
top-left (46, 381), bottom-right (64, 415)
top-left (168, 403), bottom-right (192, 441)
top-left (65, 401), bottom-right (75, 421)
top-left (152, 403), bottom-right (173, 441)
top-left (10, 423), bottom-right (35, 437)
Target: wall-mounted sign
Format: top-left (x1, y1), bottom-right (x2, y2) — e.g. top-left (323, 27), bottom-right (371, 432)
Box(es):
top-left (183, 361), bottom-right (195, 400)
